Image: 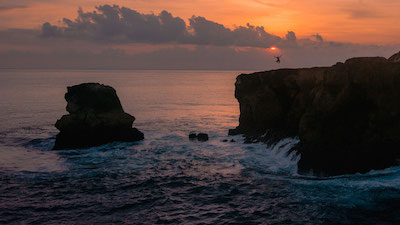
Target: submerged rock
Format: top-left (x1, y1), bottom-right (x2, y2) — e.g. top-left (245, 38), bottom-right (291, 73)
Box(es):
top-left (189, 132), bottom-right (197, 139)
top-left (230, 52), bottom-right (400, 176)
top-left (53, 83), bottom-right (144, 150)
top-left (221, 139), bottom-right (236, 143)
top-left (189, 132), bottom-right (209, 142)
top-left (197, 133), bottom-right (209, 142)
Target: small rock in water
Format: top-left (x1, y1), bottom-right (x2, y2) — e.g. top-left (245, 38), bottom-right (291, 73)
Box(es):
top-left (189, 132), bottom-right (209, 142)
top-left (230, 139), bottom-right (236, 143)
top-left (197, 133), bottom-right (209, 142)
top-left (222, 139), bottom-right (228, 142)
top-left (189, 132), bottom-right (197, 139)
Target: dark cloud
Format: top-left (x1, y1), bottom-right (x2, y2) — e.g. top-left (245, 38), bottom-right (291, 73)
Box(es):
top-left (187, 16), bottom-right (281, 47)
top-left (41, 5), bottom-right (188, 43)
top-left (41, 23), bottom-right (63, 37)
top-left (41, 4), bottom-right (284, 48)
top-left (285, 31), bottom-right (297, 42)
top-left (51, 5), bottom-right (188, 43)
top-left (284, 31), bottom-right (297, 47)
top-left (346, 8), bottom-right (382, 19)
top-left (311, 33), bottom-right (323, 42)
top-left (0, 5), bottom-right (26, 11)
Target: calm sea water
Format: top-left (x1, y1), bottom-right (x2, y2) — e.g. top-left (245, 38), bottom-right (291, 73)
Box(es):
top-left (0, 70), bottom-right (399, 225)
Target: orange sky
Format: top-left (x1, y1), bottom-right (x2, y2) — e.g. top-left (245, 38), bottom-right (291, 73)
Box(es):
top-left (0, 0), bottom-right (399, 44)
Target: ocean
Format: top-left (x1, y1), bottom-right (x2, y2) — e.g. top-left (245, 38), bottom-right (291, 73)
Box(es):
top-left (0, 70), bottom-right (399, 224)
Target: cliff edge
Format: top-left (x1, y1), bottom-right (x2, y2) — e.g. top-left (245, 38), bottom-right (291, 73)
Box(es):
top-left (230, 51), bottom-right (400, 176)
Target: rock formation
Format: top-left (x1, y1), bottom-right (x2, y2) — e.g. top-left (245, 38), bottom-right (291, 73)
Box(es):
top-left (189, 132), bottom-right (209, 142)
top-left (53, 83), bottom-right (144, 150)
top-left (230, 52), bottom-right (400, 175)
top-left (197, 133), bottom-right (209, 142)
top-left (389, 51), bottom-right (400, 63)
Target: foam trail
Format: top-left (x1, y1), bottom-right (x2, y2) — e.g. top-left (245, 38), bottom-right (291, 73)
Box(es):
top-left (237, 137), bottom-right (300, 176)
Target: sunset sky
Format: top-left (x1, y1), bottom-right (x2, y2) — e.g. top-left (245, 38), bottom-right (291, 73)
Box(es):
top-left (1, 0), bottom-right (399, 69)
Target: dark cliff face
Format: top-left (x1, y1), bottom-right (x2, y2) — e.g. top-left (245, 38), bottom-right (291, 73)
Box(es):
top-left (231, 53), bottom-right (400, 176)
top-left (389, 51), bottom-right (400, 63)
top-left (53, 83), bottom-right (144, 150)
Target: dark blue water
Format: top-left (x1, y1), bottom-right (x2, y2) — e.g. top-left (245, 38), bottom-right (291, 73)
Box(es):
top-left (0, 70), bottom-right (399, 224)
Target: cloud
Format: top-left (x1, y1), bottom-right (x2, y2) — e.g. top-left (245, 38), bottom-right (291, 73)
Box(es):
top-left (1, 5), bottom-right (399, 70)
top-left (39, 5), bottom-right (188, 42)
top-left (41, 4), bottom-right (286, 48)
top-left (48, 5), bottom-right (188, 43)
top-left (0, 5), bottom-right (26, 11)
top-left (285, 31), bottom-right (296, 42)
top-left (187, 16), bottom-right (282, 47)
top-left (343, 2), bottom-right (384, 20)
top-left (41, 23), bottom-right (62, 37)
top-left (311, 33), bottom-right (323, 42)
top-left (346, 8), bottom-right (382, 19)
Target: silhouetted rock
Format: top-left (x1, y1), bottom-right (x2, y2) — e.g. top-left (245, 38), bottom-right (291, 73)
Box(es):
top-left (222, 139), bottom-right (228, 142)
top-left (53, 83), bottom-right (144, 150)
top-left (189, 132), bottom-right (197, 139)
top-left (189, 132), bottom-right (209, 142)
top-left (228, 129), bottom-right (241, 136)
top-left (230, 52), bottom-right (400, 176)
top-left (389, 51), bottom-right (400, 63)
top-left (197, 133), bottom-right (209, 142)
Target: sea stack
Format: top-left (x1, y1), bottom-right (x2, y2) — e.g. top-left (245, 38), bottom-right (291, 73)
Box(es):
top-left (230, 51), bottom-right (400, 176)
top-left (53, 83), bottom-right (144, 150)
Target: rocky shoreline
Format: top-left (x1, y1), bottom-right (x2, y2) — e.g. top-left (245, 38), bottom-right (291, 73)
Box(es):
top-left (50, 52), bottom-right (400, 176)
top-left (230, 51), bottom-right (400, 176)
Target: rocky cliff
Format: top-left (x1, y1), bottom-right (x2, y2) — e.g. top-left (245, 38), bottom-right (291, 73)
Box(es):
top-left (53, 83), bottom-right (144, 150)
top-left (230, 51), bottom-right (400, 176)
top-left (389, 51), bottom-right (400, 63)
